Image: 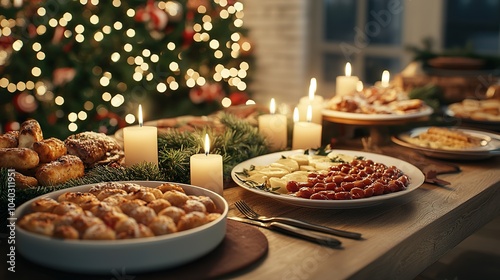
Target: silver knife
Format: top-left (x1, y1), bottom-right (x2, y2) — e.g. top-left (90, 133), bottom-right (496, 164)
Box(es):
top-left (228, 216), bottom-right (342, 248)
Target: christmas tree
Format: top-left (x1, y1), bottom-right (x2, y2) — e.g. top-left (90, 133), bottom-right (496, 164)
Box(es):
top-left (0, 0), bottom-right (252, 138)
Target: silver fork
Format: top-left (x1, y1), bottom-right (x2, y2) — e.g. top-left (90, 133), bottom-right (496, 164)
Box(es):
top-left (234, 200), bottom-right (362, 240)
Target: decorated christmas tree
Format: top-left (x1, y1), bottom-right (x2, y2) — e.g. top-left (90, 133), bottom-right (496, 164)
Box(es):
top-left (0, 0), bottom-right (252, 138)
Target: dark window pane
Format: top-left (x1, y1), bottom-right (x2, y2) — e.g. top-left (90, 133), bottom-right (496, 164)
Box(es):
top-left (445, 0), bottom-right (500, 53)
top-left (323, 53), bottom-right (356, 82)
top-left (366, 0), bottom-right (403, 45)
top-left (364, 56), bottom-right (401, 85)
top-left (323, 0), bottom-right (357, 42)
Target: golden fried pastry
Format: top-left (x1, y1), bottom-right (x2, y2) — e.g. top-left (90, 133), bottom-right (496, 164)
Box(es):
top-left (53, 225), bottom-right (80, 239)
top-left (156, 182), bottom-right (186, 193)
top-left (18, 212), bottom-right (58, 236)
top-left (119, 199), bottom-right (147, 215)
top-left (95, 188), bottom-right (128, 201)
top-left (177, 211), bottom-right (209, 231)
top-left (52, 201), bottom-right (84, 216)
top-left (148, 215), bottom-right (177, 235)
top-left (147, 199), bottom-right (172, 214)
top-left (33, 137), bottom-right (67, 163)
top-left (0, 130), bottom-right (19, 148)
top-left (207, 213), bottom-right (222, 222)
top-left (18, 119), bottom-right (43, 148)
top-left (14, 171), bottom-right (38, 189)
top-left (129, 205), bottom-right (156, 225)
top-left (127, 189), bottom-right (157, 203)
top-left (188, 195), bottom-right (217, 213)
top-left (31, 197), bottom-right (59, 213)
top-left (158, 206), bottom-right (186, 224)
top-left (82, 224), bottom-right (116, 240)
top-left (182, 199), bottom-right (207, 213)
top-left (64, 131), bottom-right (122, 167)
top-left (0, 148), bottom-right (40, 169)
top-left (35, 155), bottom-right (85, 186)
top-left (162, 190), bottom-right (189, 207)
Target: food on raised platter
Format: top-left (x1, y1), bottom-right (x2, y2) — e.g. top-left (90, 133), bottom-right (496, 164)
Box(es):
top-left (0, 148), bottom-right (40, 169)
top-left (18, 119), bottom-right (44, 148)
top-left (35, 155), bottom-right (85, 186)
top-left (65, 131), bottom-right (123, 167)
top-left (18, 182), bottom-right (222, 240)
top-left (403, 127), bottom-right (484, 150)
top-left (447, 99), bottom-right (500, 122)
top-left (33, 137), bottom-right (68, 163)
top-left (0, 119), bottom-right (124, 188)
top-left (236, 152), bottom-right (410, 200)
top-left (327, 85), bottom-right (427, 115)
top-left (0, 130), bottom-right (19, 148)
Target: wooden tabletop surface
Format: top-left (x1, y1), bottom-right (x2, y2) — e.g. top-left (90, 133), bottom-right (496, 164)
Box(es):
top-left (222, 141), bottom-right (500, 280)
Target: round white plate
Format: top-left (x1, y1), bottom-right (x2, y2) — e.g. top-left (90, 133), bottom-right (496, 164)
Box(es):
top-left (231, 150), bottom-right (425, 209)
top-left (322, 105), bottom-right (433, 121)
top-left (392, 127), bottom-right (500, 160)
top-left (14, 181), bottom-right (228, 274)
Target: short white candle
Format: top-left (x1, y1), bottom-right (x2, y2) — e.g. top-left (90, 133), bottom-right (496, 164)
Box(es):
top-left (380, 70), bottom-right (390, 88)
top-left (292, 106), bottom-right (322, 150)
top-left (258, 98), bottom-right (287, 151)
top-left (297, 78), bottom-right (323, 124)
top-left (123, 105), bottom-right (158, 166)
top-left (335, 62), bottom-right (359, 97)
top-left (190, 134), bottom-right (223, 196)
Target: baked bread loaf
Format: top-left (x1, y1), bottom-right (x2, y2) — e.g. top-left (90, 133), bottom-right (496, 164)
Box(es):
top-left (14, 172), bottom-right (38, 189)
top-left (0, 148), bottom-right (40, 169)
top-left (33, 137), bottom-right (67, 163)
top-left (0, 131), bottom-right (19, 148)
top-left (65, 131), bottom-right (123, 167)
top-left (35, 155), bottom-right (85, 186)
top-left (18, 119), bottom-right (43, 148)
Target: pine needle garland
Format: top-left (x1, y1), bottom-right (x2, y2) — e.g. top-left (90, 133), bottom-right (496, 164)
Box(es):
top-left (0, 113), bottom-right (268, 224)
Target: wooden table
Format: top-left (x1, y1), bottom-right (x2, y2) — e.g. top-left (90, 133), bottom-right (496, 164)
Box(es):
top-left (222, 142), bottom-right (500, 280)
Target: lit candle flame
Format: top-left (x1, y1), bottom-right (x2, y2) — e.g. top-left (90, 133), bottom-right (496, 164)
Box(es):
top-left (293, 107), bottom-right (299, 123)
top-left (381, 70), bottom-right (390, 87)
top-left (138, 104), bottom-right (143, 127)
top-left (269, 98), bottom-right (276, 114)
top-left (308, 78), bottom-right (317, 101)
top-left (345, 62), bottom-right (352, 77)
top-left (204, 134), bottom-right (210, 155)
top-left (306, 105), bottom-right (312, 122)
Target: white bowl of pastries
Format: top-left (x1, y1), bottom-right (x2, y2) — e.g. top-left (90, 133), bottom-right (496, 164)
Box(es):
top-left (14, 181), bottom-right (228, 274)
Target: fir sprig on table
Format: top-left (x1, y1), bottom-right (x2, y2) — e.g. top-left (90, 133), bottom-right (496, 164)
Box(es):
top-left (0, 113), bottom-right (269, 223)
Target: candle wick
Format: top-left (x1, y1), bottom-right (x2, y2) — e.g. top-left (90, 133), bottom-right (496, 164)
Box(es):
top-left (205, 151), bottom-right (209, 156)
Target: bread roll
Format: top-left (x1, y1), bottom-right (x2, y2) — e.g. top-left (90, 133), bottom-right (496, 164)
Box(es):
top-left (18, 119), bottom-right (43, 148)
top-left (0, 148), bottom-right (40, 169)
top-left (36, 155), bottom-right (85, 186)
top-left (0, 131), bottom-right (19, 148)
top-left (33, 137), bottom-right (67, 163)
top-left (14, 172), bottom-right (38, 189)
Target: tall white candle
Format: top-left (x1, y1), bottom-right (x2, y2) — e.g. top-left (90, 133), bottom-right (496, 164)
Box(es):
top-left (258, 98), bottom-right (287, 151)
top-left (190, 134), bottom-right (223, 195)
top-left (292, 106), bottom-right (322, 150)
top-left (335, 62), bottom-right (359, 97)
top-left (297, 78), bottom-right (323, 124)
top-left (123, 105), bottom-right (158, 166)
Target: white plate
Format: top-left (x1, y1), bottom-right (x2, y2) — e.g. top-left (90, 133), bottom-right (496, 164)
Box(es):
top-left (231, 150), bottom-right (425, 209)
top-left (392, 127), bottom-right (500, 160)
top-left (322, 105), bottom-right (433, 121)
top-left (14, 181), bottom-right (228, 274)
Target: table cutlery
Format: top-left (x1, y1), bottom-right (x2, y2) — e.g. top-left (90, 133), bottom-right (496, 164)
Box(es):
top-left (234, 200), bottom-right (362, 240)
top-left (228, 216), bottom-right (342, 247)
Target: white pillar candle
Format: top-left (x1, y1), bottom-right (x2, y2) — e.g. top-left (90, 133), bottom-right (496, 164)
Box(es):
top-left (380, 70), bottom-right (390, 88)
top-left (190, 134), bottom-right (223, 196)
top-left (335, 62), bottom-right (359, 97)
top-left (123, 105), bottom-right (158, 166)
top-left (297, 78), bottom-right (323, 124)
top-left (258, 98), bottom-right (287, 151)
top-left (292, 106), bottom-right (322, 150)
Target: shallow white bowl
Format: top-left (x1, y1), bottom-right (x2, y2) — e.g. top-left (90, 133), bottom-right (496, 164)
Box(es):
top-left (14, 181), bottom-right (228, 274)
